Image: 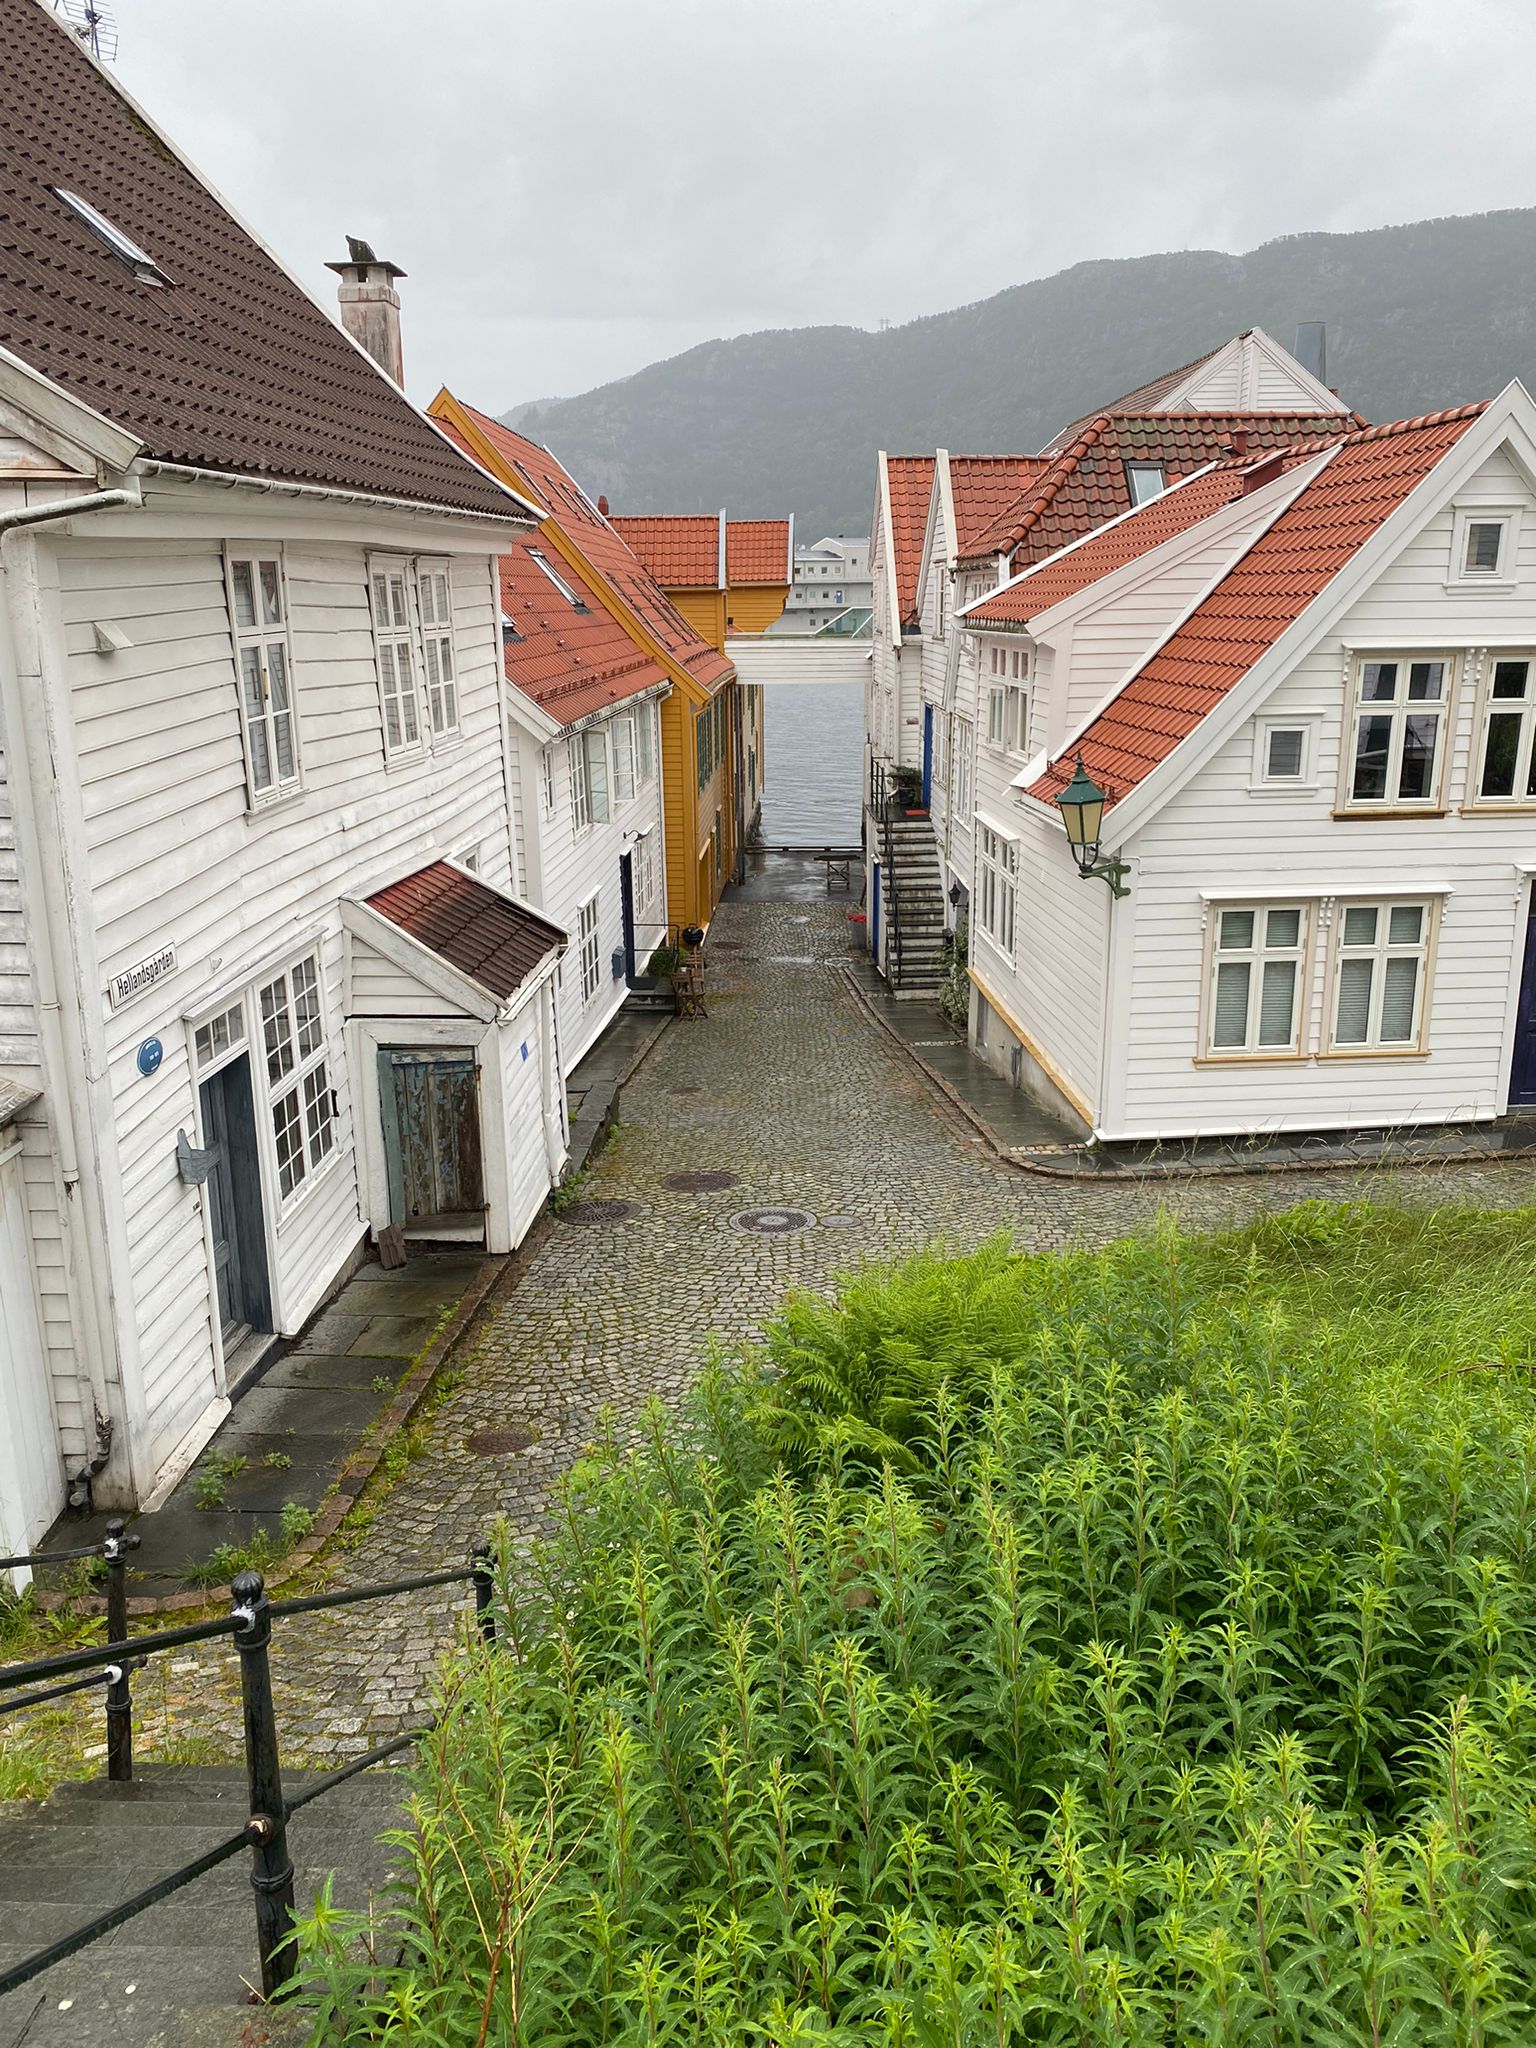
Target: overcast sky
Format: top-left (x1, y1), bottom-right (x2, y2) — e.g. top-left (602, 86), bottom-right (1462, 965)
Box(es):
top-left (111, 0), bottom-right (1536, 415)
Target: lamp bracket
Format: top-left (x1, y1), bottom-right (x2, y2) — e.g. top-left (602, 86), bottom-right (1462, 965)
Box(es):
top-left (1072, 853), bottom-right (1132, 900)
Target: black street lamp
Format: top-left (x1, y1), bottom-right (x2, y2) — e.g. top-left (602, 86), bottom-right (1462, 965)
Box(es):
top-left (1056, 753), bottom-right (1131, 899)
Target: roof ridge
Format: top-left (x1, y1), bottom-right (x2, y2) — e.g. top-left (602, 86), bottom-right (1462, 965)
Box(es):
top-left (991, 416), bottom-right (1111, 546)
top-left (1332, 400), bottom-right (1489, 447)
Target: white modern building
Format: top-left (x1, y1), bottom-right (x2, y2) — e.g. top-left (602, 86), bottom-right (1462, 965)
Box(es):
top-left (774, 534), bottom-right (872, 634)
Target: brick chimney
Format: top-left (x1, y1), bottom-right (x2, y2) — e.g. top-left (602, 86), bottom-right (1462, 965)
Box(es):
top-left (326, 236), bottom-right (406, 385)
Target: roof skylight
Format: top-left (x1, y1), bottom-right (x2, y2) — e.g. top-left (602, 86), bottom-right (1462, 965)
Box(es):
top-left (51, 187), bottom-right (172, 286)
top-left (529, 549), bottom-right (586, 609)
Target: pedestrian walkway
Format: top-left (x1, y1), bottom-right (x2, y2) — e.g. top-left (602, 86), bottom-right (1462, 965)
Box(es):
top-left (19, 891), bottom-right (1536, 1774)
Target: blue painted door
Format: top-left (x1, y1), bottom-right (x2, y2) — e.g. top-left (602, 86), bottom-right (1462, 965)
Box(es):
top-left (921, 705), bottom-right (934, 809)
top-left (1510, 891), bottom-right (1536, 1105)
top-left (871, 864), bottom-right (881, 963)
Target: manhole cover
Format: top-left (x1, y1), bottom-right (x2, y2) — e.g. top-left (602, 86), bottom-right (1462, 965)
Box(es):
top-left (466, 1426), bottom-right (534, 1456)
top-left (820, 1213), bottom-right (862, 1229)
top-left (662, 1169), bottom-right (739, 1194)
top-left (731, 1206), bottom-right (815, 1234)
top-left (560, 1198), bottom-right (638, 1225)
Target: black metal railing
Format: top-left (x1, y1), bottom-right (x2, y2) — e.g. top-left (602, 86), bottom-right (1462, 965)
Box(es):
top-left (0, 1538), bottom-right (498, 2004)
top-left (869, 758), bottom-right (904, 986)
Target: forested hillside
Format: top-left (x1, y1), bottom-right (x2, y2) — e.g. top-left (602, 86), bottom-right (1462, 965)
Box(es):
top-left (506, 209), bottom-right (1536, 538)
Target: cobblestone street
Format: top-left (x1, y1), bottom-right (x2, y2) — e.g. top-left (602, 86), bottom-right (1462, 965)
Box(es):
top-left (103, 892), bottom-right (1536, 1766)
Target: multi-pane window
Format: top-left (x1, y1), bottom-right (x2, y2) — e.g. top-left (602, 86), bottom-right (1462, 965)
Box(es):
top-left (259, 955), bottom-right (333, 1200)
top-left (193, 1003), bottom-right (244, 1072)
top-left (226, 551), bottom-right (299, 804)
top-left (541, 746), bottom-right (557, 815)
top-left (612, 715), bottom-right (636, 804)
top-left (577, 896), bottom-right (601, 1001)
top-left (1345, 656), bottom-right (1449, 807)
top-left (634, 830), bottom-right (660, 920)
top-left (1207, 905), bottom-right (1307, 1055)
top-left (1330, 902), bottom-right (1431, 1051)
top-left (952, 717), bottom-right (973, 818)
top-left (570, 728), bottom-right (609, 831)
top-left (635, 703), bottom-right (656, 785)
top-left (1476, 657), bottom-right (1536, 802)
top-left (416, 561), bottom-right (458, 737)
top-left (986, 683), bottom-right (1028, 754)
top-left (976, 822), bottom-right (1017, 957)
top-left (367, 558), bottom-right (422, 757)
top-left (988, 645), bottom-right (1027, 680)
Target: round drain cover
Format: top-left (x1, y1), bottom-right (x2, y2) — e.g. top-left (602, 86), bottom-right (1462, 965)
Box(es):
top-left (731, 1206), bottom-right (814, 1234)
top-left (466, 1426), bottom-right (533, 1456)
top-left (662, 1169), bottom-right (739, 1194)
top-left (819, 1213), bottom-right (862, 1229)
top-left (560, 1197), bottom-right (638, 1226)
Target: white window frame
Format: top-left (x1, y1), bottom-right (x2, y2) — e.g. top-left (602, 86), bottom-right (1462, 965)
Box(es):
top-left (570, 727), bottom-right (610, 832)
top-left (1448, 505), bottom-right (1520, 592)
top-left (257, 953), bottom-right (336, 1205)
top-left (986, 681), bottom-right (1029, 757)
top-left (416, 559), bottom-right (459, 740)
top-left (541, 746), bottom-right (557, 817)
top-left (225, 547), bottom-right (301, 808)
top-left (1250, 715), bottom-right (1317, 793)
top-left (975, 819), bottom-right (1018, 961)
top-left (529, 549), bottom-right (581, 606)
top-left (367, 555), bottom-right (424, 760)
top-left (633, 829), bottom-right (660, 923)
top-left (1339, 653), bottom-right (1453, 813)
top-left (1470, 652), bottom-right (1536, 808)
top-left (612, 714), bottom-right (637, 805)
top-left (1201, 902), bottom-right (1311, 1059)
top-left (952, 716), bottom-right (973, 820)
top-left (635, 701), bottom-right (656, 786)
top-left (577, 894), bottom-right (602, 1003)
top-left (1325, 898), bottom-right (1435, 1055)
top-left (1126, 461), bottom-right (1166, 507)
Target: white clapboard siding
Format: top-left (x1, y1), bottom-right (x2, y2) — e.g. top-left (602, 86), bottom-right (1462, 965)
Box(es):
top-left (0, 741), bottom-right (39, 1071)
top-left (533, 702), bottom-right (664, 1072)
top-left (349, 936), bottom-right (477, 1019)
top-left (1110, 444), bottom-right (1536, 1137)
top-left (50, 515), bottom-right (514, 1483)
top-left (500, 988), bottom-right (554, 1243)
top-left (18, 1118), bottom-right (85, 1464)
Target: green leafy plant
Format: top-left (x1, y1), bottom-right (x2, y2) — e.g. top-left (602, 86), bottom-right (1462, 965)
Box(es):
top-left (937, 912), bottom-right (969, 1027)
top-left (191, 1448), bottom-right (248, 1511)
top-left (550, 1166), bottom-right (591, 1216)
top-left (263, 1450), bottom-right (292, 1471)
top-left (646, 942), bottom-right (683, 982)
top-left (182, 1502), bottom-right (316, 1589)
top-left (293, 1203), bottom-right (1536, 2043)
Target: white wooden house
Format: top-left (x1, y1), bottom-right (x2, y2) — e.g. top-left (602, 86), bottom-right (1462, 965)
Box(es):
top-left (0, 0), bottom-right (563, 1544)
top-left (956, 385), bottom-right (1536, 1144)
top-left (428, 398), bottom-right (675, 1072)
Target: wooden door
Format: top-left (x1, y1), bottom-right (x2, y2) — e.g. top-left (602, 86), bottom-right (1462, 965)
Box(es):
top-left (0, 1147), bottom-right (62, 1569)
top-left (1510, 891), bottom-right (1536, 1106)
top-left (380, 1050), bottom-right (485, 1226)
top-left (922, 705), bottom-right (934, 809)
top-left (198, 1054), bottom-right (271, 1345)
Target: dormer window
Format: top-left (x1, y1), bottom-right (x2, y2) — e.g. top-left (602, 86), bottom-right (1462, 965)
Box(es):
top-left (529, 550), bottom-right (586, 609)
top-left (51, 187), bottom-right (172, 286)
top-left (1125, 462), bottom-right (1165, 507)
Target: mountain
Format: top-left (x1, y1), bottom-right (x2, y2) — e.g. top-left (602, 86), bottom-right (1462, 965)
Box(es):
top-left (503, 209), bottom-right (1536, 540)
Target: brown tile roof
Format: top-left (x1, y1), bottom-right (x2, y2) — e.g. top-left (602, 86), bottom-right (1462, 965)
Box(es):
top-left (961, 412), bottom-right (1359, 567)
top-left (725, 518), bottom-right (790, 584)
top-left (1044, 341), bottom-right (1231, 451)
top-left (966, 466), bottom-right (1253, 627)
top-left (367, 862), bottom-right (565, 1002)
top-left (1026, 405), bottom-right (1487, 811)
top-left (947, 456), bottom-right (1050, 555)
top-left (612, 515), bottom-right (721, 588)
top-left (437, 401), bottom-right (732, 696)
top-left (884, 455), bottom-right (935, 628)
top-left (0, 0), bottom-right (522, 519)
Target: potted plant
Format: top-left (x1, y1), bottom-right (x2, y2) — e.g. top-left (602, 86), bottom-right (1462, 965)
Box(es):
top-left (889, 764), bottom-right (923, 814)
top-left (647, 942), bottom-right (683, 986)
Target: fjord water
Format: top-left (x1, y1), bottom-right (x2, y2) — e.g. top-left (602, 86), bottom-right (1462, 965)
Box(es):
top-left (760, 681), bottom-right (863, 844)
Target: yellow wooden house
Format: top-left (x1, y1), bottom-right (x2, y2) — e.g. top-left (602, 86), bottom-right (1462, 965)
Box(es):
top-left (427, 392), bottom-right (742, 933)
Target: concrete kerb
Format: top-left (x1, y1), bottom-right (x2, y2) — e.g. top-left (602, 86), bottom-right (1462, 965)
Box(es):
top-left (838, 962), bottom-right (1536, 1188)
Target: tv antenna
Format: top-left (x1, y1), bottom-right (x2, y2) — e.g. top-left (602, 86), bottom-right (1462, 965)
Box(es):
top-left (53, 0), bottom-right (118, 62)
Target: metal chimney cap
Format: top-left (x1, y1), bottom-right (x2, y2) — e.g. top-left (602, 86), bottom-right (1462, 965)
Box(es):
top-left (326, 235), bottom-right (406, 279)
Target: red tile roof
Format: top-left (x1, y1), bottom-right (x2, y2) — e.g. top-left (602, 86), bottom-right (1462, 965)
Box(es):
top-left (725, 518), bottom-right (790, 584)
top-left (498, 538), bottom-right (669, 727)
top-left (884, 455), bottom-right (935, 628)
top-left (1026, 405), bottom-right (1487, 811)
top-left (948, 456), bottom-right (1050, 555)
top-left (0, 0), bottom-right (521, 519)
top-left (967, 466), bottom-right (1252, 627)
top-left (438, 402), bottom-right (732, 696)
top-left (961, 412), bottom-right (1359, 568)
top-left (612, 515), bottom-right (721, 589)
top-left (367, 862), bottom-right (565, 1001)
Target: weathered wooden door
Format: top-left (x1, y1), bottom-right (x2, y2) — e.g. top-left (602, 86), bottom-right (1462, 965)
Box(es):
top-left (1510, 891), bottom-right (1536, 1106)
top-left (619, 851), bottom-right (636, 980)
top-left (379, 1050), bottom-right (485, 1226)
top-left (0, 1144), bottom-right (61, 1571)
top-left (198, 1054), bottom-right (271, 1346)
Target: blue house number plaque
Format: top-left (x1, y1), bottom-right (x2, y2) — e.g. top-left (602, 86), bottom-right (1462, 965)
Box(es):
top-left (136, 1036), bottom-right (164, 1078)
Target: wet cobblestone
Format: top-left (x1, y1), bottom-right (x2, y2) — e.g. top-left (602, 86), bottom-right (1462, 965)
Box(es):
top-left (77, 897), bottom-right (1536, 1765)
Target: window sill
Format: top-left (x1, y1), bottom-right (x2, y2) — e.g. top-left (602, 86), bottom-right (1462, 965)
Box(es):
top-left (1192, 1051), bottom-right (1306, 1066)
top-left (274, 1146), bottom-right (344, 1227)
top-left (245, 787), bottom-right (306, 823)
top-left (1459, 801), bottom-right (1536, 816)
top-left (1330, 806), bottom-right (1448, 821)
top-left (1247, 782), bottom-right (1319, 798)
top-left (1316, 1046), bottom-right (1430, 1062)
top-left (382, 744), bottom-right (428, 774)
top-left (430, 728), bottom-right (465, 752)
top-left (1442, 579), bottom-right (1516, 595)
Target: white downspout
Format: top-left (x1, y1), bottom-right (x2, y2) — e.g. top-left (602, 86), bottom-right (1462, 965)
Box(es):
top-left (0, 484), bottom-right (143, 1503)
